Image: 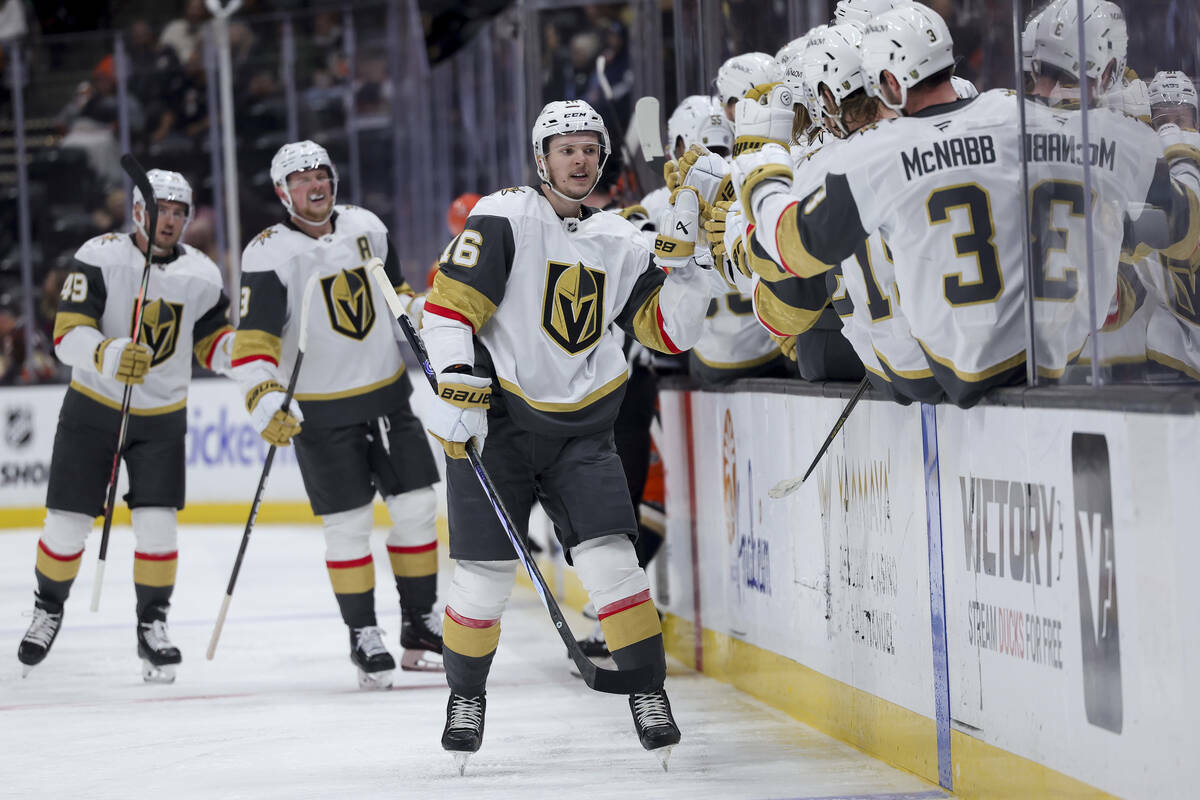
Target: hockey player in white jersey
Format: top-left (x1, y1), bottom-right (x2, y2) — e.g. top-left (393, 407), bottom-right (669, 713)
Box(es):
top-left (233, 141), bottom-right (443, 689)
top-left (422, 100), bottom-right (711, 767)
top-left (18, 170), bottom-right (234, 682)
top-left (732, 0), bottom-right (1200, 405)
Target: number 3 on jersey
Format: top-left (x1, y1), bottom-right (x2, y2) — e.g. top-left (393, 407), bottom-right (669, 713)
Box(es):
top-left (928, 183), bottom-right (1003, 307)
top-left (439, 230), bottom-right (483, 268)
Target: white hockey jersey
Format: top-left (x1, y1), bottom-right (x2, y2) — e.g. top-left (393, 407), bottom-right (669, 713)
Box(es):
top-left (54, 233), bottom-right (231, 420)
top-left (234, 205), bottom-right (414, 426)
top-left (422, 186), bottom-right (711, 435)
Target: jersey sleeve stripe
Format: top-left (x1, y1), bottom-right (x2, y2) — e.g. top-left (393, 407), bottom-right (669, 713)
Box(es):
top-left (195, 326), bottom-right (233, 368)
top-left (424, 301), bottom-right (475, 331)
top-left (425, 272), bottom-right (498, 331)
top-left (775, 202), bottom-right (835, 278)
top-left (655, 304), bottom-right (681, 354)
top-left (52, 312), bottom-right (98, 345)
top-left (752, 276), bottom-right (825, 336)
top-left (231, 329), bottom-right (281, 367)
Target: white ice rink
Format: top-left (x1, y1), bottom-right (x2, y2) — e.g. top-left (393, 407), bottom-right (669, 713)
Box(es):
top-left (0, 525), bottom-right (945, 799)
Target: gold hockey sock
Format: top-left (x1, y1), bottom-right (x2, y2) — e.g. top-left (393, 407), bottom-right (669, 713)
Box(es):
top-left (599, 589), bottom-right (667, 682)
top-left (34, 539), bottom-right (84, 610)
top-left (133, 550), bottom-right (178, 619)
top-left (442, 606), bottom-right (500, 696)
top-left (387, 541), bottom-right (437, 610)
top-left (327, 554), bottom-right (377, 627)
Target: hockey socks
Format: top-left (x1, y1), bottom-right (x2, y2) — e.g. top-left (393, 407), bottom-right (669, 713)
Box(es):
top-left (388, 541), bottom-right (437, 610)
top-left (133, 550), bottom-right (178, 619)
top-left (34, 539), bottom-right (83, 611)
top-left (442, 607), bottom-right (500, 697)
top-left (326, 554), bottom-right (378, 627)
top-left (598, 589), bottom-right (667, 685)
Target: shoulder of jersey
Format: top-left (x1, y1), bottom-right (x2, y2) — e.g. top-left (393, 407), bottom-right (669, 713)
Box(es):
top-left (175, 244), bottom-right (225, 286)
top-left (473, 186), bottom-right (538, 217)
top-left (241, 222), bottom-right (300, 271)
top-left (333, 203), bottom-right (386, 233)
top-left (73, 231), bottom-right (137, 267)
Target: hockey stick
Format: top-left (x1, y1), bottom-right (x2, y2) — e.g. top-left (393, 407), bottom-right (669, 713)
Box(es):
top-left (90, 154), bottom-right (158, 612)
top-left (768, 377), bottom-right (870, 500)
top-left (367, 259), bottom-right (657, 695)
top-left (207, 273), bottom-right (319, 659)
top-left (594, 55), bottom-right (645, 205)
top-left (633, 96), bottom-right (664, 162)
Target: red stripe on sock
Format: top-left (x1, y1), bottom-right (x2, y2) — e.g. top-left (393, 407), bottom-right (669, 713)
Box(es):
top-left (38, 540), bottom-right (83, 562)
top-left (387, 542), bottom-right (436, 554)
top-left (326, 555), bottom-right (373, 569)
top-left (445, 606), bottom-right (498, 629)
top-left (597, 589), bottom-right (651, 620)
top-left (134, 550), bottom-right (178, 561)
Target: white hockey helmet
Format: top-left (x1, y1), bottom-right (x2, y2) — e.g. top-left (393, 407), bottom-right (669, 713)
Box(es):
top-left (270, 140), bottom-right (339, 222)
top-left (782, 26), bottom-right (831, 132)
top-left (774, 35), bottom-right (809, 69)
top-left (1149, 70), bottom-right (1199, 128)
top-left (132, 169), bottom-right (193, 239)
top-left (530, 100), bottom-right (611, 197)
top-left (715, 52), bottom-right (783, 106)
top-left (1031, 0), bottom-right (1127, 94)
top-left (667, 95), bottom-right (716, 154)
top-left (834, 0), bottom-right (909, 26)
top-left (694, 98), bottom-right (735, 154)
top-left (861, 1), bottom-right (956, 113)
top-left (1021, 4), bottom-right (1054, 74)
top-left (802, 23), bottom-right (868, 136)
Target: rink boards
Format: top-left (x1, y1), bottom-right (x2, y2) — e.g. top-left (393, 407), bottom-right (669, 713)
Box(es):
top-left (656, 382), bottom-right (1200, 800)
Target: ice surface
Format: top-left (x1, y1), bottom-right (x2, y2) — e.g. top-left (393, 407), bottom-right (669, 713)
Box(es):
top-left (0, 525), bottom-right (943, 799)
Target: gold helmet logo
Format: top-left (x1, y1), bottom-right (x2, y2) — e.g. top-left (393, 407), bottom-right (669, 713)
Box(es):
top-left (133, 299), bottom-right (183, 366)
top-left (320, 266), bottom-right (376, 340)
top-left (541, 261), bottom-right (606, 355)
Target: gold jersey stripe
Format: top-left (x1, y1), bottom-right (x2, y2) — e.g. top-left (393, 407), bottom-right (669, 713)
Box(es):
top-left (631, 291), bottom-right (676, 354)
top-left (1147, 348), bottom-right (1200, 381)
top-left (232, 329), bottom-right (282, 365)
top-left (53, 312), bottom-right (98, 342)
top-left (1035, 343), bottom-right (1086, 379)
top-left (69, 380), bottom-right (187, 416)
top-left (693, 346), bottom-right (782, 371)
top-left (1161, 187), bottom-right (1200, 261)
top-left (327, 559), bottom-right (375, 595)
top-left (874, 349), bottom-right (934, 380)
top-left (133, 553), bottom-right (178, 588)
top-left (497, 370), bottom-right (627, 413)
top-left (427, 272), bottom-right (498, 332)
top-left (754, 280), bottom-right (823, 336)
top-left (601, 598), bottom-right (663, 652)
top-left (443, 614), bottom-right (501, 658)
top-left (193, 325), bottom-right (233, 367)
top-left (776, 204), bottom-right (837, 278)
top-left (294, 365), bottom-right (405, 402)
top-left (915, 340), bottom-right (1026, 382)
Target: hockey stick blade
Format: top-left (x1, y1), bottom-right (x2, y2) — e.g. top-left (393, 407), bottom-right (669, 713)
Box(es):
top-left (633, 97), bottom-right (663, 161)
top-left (367, 259), bottom-right (657, 694)
top-left (769, 377), bottom-right (870, 500)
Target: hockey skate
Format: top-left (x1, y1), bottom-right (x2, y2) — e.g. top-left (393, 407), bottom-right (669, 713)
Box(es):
top-left (629, 687), bottom-right (681, 771)
top-left (349, 625), bottom-right (395, 689)
top-left (399, 607), bottom-right (444, 672)
top-left (441, 692), bottom-right (486, 775)
top-left (18, 605), bottom-right (63, 677)
top-left (137, 616), bottom-right (182, 684)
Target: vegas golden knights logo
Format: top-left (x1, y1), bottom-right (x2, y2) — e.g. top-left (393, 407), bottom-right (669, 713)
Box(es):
top-left (541, 261), bottom-right (606, 355)
top-left (320, 266), bottom-right (376, 340)
top-left (132, 299), bottom-right (183, 366)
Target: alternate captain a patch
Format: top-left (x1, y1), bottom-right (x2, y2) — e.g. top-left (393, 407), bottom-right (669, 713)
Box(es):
top-left (321, 266), bottom-right (377, 340)
top-left (133, 299), bottom-right (184, 366)
top-left (541, 261), bottom-right (606, 355)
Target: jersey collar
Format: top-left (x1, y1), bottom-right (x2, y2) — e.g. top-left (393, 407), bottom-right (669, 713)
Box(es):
top-left (910, 96), bottom-right (977, 118)
top-left (284, 209), bottom-right (340, 238)
top-left (127, 233), bottom-right (183, 265)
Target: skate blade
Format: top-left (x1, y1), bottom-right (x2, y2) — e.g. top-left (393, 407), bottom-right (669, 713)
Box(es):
top-left (21, 663), bottom-right (34, 678)
top-left (142, 661), bottom-right (177, 684)
top-left (653, 745), bottom-right (674, 772)
top-left (356, 668), bottom-right (394, 690)
top-left (452, 752), bottom-right (471, 776)
top-left (400, 649), bottom-right (444, 672)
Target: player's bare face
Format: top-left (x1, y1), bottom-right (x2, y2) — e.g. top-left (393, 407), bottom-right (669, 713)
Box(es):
top-left (152, 200), bottom-right (188, 250)
top-left (286, 168), bottom-right (334, 222)
top-left (545, 133), bottom-right (601, 200)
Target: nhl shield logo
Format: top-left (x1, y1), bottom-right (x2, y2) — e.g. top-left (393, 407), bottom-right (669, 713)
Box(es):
top-left (321, 266), bottom-right (376, 341)
top-left (134, 299), bottom-right (184, 366)
top-left (541, 261), bottom-right (605, 355)
top-left (5, 406), bottom-right (33, 449)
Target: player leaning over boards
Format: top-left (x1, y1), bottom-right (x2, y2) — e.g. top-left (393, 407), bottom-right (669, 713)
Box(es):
top-left (232, 141), bottom-right (443, 689)
top-left (18, 170), bottom-right (235, 683)
top-left (422, 100), bottom-right (712, 769)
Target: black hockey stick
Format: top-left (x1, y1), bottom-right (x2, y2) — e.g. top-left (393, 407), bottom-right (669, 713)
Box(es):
top-left (207, 274), bottom-right (319, 659)
top-left (769, 376), bottom-right (870, 500)
top-left (367, 259), bottom-right (657, 695)
top-left (90, 154), bottom-right (158, 612)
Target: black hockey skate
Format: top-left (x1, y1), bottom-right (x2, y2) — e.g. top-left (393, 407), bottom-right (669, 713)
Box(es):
top-left (441, 692), bottom-right (486, 775)
top-left (629, 687), bottom-right (681, 771)
top-left (399, 607), bottom-right (443, 672)
top-left (349, 625), bottom-right (395, 689)
top-left (137, 613), bottom-right (182, 684)
top-left (18, 604), bottom-right (63, 677)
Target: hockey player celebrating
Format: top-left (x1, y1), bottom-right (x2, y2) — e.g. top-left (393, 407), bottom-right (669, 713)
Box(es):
top-left (18, 169), bottom-right (235, 683)
top-left (421, 99), bottom-right (712, 768)
top-left (232, 140), bottom-right (443, 689)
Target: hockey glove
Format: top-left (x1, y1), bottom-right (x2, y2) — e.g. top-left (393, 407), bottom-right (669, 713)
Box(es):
top-left (663, 159), bottom-right (682, 193)
top-left (426, 372), bottom-right (491, 459)
top-left (95, 337), bottom-right (152, 385)
top-left (732, 85), bottom-right (795, 157)
top-left (246, 380), bottom-right (304, 447)
top-left (677, 145), bottom-right (730, 205)
top-left (703, 200), bottom-right (732, 262)
top-left (653, 186), bottom-right (709, 271)
top-left (730, 143), bottom-right (793, 228)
